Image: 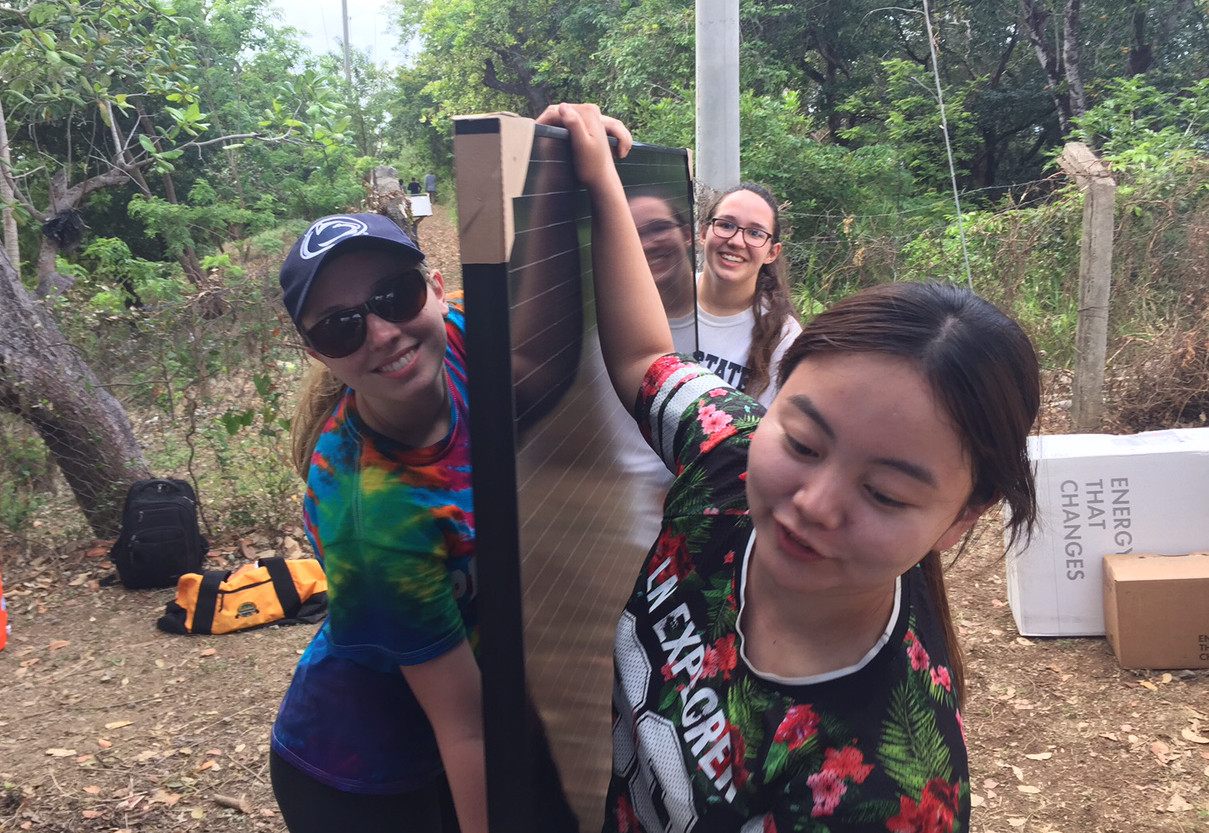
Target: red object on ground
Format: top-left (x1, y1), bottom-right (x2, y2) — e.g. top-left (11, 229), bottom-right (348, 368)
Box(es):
top-left (0, 565), bottom-right (8, 651)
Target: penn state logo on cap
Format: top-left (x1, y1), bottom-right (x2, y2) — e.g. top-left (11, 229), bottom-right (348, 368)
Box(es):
top-left (298, 216), bottom-right (371, 260)
top-left (279, 213), bottom-right (424, 327)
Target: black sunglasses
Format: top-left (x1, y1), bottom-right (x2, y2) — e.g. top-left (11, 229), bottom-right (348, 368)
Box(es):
top-left (303, 269), bottom-right (429, 358)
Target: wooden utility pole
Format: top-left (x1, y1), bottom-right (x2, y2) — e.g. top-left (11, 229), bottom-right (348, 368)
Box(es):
top-left (1057, 142), bottom-right (1116, 431)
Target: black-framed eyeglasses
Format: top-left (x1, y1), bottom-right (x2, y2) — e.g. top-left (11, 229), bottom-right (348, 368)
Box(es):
top-left (303, 269), bottom-right (429, 358)
top-left (708, 218), bottom-right (774, 248)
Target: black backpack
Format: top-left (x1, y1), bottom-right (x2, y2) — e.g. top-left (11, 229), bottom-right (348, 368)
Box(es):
top-left (109, 479), bottom-right (208, 589)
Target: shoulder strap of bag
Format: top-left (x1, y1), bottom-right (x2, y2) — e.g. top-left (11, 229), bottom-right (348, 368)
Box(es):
top-left (261, 557), bottom-right (303, 615)
top-left (191, 571), bottom-right (227, 635)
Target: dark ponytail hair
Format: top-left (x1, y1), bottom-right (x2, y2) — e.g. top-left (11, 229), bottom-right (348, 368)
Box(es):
top-left (701, 183), bottom-right (797, 400)
top-left (778, 282), bottom-right (1041, 703)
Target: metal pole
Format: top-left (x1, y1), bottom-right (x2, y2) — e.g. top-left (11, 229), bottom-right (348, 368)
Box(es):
top-left (342, 0), bottom-right (352, 88)
top-left (695, 0), bottom-right (740, 190)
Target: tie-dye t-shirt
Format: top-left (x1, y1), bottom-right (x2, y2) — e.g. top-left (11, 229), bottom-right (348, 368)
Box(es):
top-left (272, 297), bottom-right (475, 794)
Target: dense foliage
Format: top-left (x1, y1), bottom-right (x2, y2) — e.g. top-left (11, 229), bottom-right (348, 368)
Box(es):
top-left (0, 0), bottom-right (1207, 541)
top-left (3, 0), bottom-right (1205, 289)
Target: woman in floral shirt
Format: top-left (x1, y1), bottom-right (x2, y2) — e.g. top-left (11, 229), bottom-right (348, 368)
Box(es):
top-left (540, 104), bottom-right (1040, 833)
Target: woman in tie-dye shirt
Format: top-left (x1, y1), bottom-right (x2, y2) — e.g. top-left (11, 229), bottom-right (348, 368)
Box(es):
top-left (270, 213), bottom-right (480, 833)
top-left (269, 213), bottom-right (575, 833)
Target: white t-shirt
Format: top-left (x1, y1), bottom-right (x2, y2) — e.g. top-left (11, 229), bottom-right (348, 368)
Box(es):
top-left (681, 304), bottom-right (803, 409)
top-left (605, 304), bottom-right (802, 510)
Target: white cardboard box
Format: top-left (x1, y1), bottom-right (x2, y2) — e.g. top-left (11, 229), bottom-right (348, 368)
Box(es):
top-left (1005, 427), bottom-right (1209, 636)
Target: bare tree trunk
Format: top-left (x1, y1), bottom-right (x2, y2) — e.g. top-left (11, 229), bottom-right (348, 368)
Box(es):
top-left (34, 241), bottom-right (73, 297)
top-left (483, 48), bottom-right (552, 118)
top-left (0, 98), bottom-right (18, 270)
top-left (1127, 0), bottom-right (1196, 75)
top-left (31, 165), bottom-right (128, 297)
top-left (1019, 0), bottom-right (1083, 135)
top-left (1061, 0), bottom-right (1086, 120)
top-left (0, 246), bottom-right (150, 537)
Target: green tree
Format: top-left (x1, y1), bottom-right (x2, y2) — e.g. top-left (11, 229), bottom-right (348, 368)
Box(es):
top-left (392, 0), bottom-right (615, 119)
top-left (1019, 0), bottom-right (1206, 137)
top-left (0, 0), bottom-right (346, 536)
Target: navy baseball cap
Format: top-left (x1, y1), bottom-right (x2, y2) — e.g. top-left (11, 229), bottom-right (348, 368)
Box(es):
top-left (279, 213), bottom-right (425, 327)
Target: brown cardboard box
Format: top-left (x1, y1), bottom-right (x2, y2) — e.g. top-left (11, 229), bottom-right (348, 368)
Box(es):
top-left (1103, 553), bottom-right (1209, 669)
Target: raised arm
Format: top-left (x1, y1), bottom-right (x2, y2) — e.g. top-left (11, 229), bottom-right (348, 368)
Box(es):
top-left (535, 103), bottom-right (675, 410)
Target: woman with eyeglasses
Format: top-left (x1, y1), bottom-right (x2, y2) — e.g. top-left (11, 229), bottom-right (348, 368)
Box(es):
top-left (268, 214), bottom-right (577, 833)
top-left (695, 184), bottom-right (802, 408)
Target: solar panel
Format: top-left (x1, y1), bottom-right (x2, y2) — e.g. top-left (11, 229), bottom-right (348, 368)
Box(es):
top-left (455, 113), bottom-right (696, 832)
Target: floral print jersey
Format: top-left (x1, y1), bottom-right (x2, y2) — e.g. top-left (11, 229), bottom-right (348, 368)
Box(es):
top-left (272, 296), bottom-right (476, 794)
top-left (605, 355), bottom-right (969, 833)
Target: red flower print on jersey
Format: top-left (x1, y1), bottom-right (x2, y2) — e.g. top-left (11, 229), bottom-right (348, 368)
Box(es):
top-left (807, 770), bottom-right (846, 817)
top-left (772, 704), bottom-right (820, 751)
top-left (886, 779), bottom-right (961, 833)
top-left (650, 528), bottom-right (693, 581)
top-left (930, 665), bottom-right (952, 691)
top-left (701, 426), bottom-right (738, 454)
top-left (616, 793), bottom-right (641, 833)
top-left (763, 814), bottom-right (778, 833)
top-left (644, 355), bottom-right (682, 396)
top-left (822, 746), bottom-right (874, 783)
top-left (702, 634), bottom-right (738, 680)
top-left (907, 637), bottom-right (930, 672)
top-left (640, 373), bottom-right (662, 402)
top-left (728, 724), bottom-right (749, 789)
top-left (698, 402), bottom-right (734, 434)
top-left (805, 746), bottom-right (875, 818)
top-left (696, 401), bottom-right (738, 453)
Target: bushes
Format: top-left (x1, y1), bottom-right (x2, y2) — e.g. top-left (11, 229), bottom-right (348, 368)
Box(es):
top-left (0, 227), bottom-right (308, 546)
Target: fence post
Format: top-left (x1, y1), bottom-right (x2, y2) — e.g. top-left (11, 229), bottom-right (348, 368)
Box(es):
top-left (1057, 142), bottom-right (1116, 432)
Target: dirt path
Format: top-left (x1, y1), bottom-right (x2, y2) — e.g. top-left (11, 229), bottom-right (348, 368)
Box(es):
top-left (417, 202), bottom-right (462, 291)
top-left (1, 204), bottom-right (1207, 832)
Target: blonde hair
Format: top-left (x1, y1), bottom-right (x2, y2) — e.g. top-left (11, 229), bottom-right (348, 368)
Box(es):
top-left (290, 359), bottom-right (347, 480)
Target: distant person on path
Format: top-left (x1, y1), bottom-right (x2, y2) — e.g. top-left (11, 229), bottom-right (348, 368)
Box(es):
top-left (425, 171), bottom-right (437, 203)
top-left (407, 178), bottom-right (423, 195)
top-left (269, 213), bottom-right (577, 833)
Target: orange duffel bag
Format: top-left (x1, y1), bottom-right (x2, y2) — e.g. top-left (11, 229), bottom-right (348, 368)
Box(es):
top-left (157, 557), bottom-right (327, 635)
